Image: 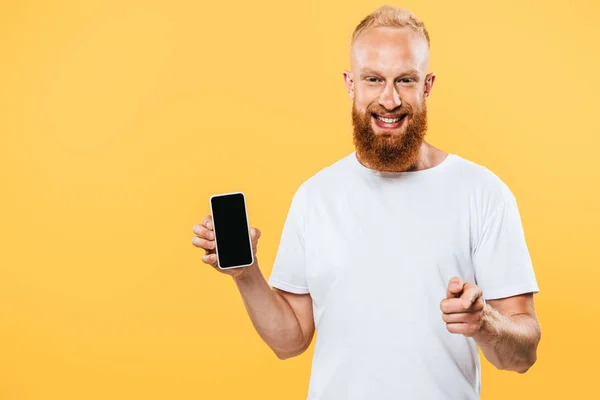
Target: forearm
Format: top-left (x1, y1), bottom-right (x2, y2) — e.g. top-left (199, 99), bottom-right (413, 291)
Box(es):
top-left (473, 304), bottom-right (541, 373)
top-left (232, 259), bottom-right (307, 358)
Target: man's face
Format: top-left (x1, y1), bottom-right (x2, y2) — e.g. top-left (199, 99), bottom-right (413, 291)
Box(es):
top-left (344, 26), bottom-right (435, 172)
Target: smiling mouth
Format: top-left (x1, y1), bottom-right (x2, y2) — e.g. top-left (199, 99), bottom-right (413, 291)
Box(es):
top-left (371, 113), bottom-right (407, 129)
top-left (373, 114), bottom-right (405, 123)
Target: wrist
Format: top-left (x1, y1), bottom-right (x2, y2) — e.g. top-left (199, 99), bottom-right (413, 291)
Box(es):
top-left (232, 258), bottom-right (261, 282)
top-left (474, 304), bottom-right (501, 346)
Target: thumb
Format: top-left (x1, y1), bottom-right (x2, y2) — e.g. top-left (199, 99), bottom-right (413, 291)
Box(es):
top-left (250, 227), bottom-right (261, 255)
top-left (250, 228), bottom-right (261, 248)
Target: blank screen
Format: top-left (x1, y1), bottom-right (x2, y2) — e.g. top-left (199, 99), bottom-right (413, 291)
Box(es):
top-left (210, 193), bottom-right (253, 268)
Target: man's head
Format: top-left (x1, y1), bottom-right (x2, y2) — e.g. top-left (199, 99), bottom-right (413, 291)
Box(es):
top-left (344, 6), bottom-right (436, 172)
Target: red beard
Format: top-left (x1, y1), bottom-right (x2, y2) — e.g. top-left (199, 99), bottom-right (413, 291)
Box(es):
top-left (352, 99), bottom-right (428, 172)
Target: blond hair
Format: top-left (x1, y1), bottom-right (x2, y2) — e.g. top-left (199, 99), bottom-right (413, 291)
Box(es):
top-left (351, 5), bottom-right (430, 47)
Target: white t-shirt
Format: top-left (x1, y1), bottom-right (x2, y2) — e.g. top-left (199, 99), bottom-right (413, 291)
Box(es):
top-left (268, 151), bottom-right (540, 400)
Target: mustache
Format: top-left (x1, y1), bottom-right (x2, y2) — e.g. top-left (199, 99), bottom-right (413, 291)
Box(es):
top-left (367, 104), bottom-right (414, 118)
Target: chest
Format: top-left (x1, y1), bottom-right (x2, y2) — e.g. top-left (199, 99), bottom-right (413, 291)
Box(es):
top-left (304, 186), bottom-right (475, 314)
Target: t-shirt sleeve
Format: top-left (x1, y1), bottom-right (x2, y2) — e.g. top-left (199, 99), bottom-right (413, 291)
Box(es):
top-left (267, 183), bottom-right (310, 294)
top-left (472, 185), bottom-right (540, 300)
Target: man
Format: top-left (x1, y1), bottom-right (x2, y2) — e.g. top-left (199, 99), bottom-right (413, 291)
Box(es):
top-left (192, 5), bottom-right (541, 399)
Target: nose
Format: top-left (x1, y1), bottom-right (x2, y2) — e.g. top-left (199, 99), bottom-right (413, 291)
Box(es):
top-left (378, 82), bottom-right (402, 111)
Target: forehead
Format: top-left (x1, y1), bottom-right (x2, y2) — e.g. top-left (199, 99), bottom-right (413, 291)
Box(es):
top-left (351, 26), bottom-right (429, 75)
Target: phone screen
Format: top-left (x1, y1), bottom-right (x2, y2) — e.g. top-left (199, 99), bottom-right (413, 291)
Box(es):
top-left (210, 192), bottom-right (253, 269)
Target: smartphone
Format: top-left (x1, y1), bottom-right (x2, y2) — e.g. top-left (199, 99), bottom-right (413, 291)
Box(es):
top-left (209, 192), bottom-right (254, 270)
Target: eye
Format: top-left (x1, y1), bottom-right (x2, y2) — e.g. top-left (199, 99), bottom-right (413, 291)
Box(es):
top-left (398, 78), bottom-right (415, 84)
top-left (366, 77), bottom-right (381, 84)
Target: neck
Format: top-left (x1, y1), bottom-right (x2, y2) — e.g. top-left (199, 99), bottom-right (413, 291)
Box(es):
top-left (356, 142), bottom-right (445, 173)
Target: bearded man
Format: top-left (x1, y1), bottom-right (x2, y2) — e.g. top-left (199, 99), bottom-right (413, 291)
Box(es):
top-left (192, 5), bottom-right (541, 399)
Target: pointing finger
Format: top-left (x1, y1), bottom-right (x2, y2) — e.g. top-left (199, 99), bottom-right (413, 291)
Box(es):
top-left (460, 284), bottom-right (483, 309)
top-left (446, 277), bottom-right (465, 299)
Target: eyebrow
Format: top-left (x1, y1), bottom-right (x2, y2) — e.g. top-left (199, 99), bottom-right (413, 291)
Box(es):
top-left (359, 68), bottom-right (421, 79)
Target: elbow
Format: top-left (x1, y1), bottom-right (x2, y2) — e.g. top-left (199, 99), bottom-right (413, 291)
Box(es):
top-left (514, 324), bottom-right (541, 374)
top-left (514, 364), bottom-right (532, 374)
top-left (518, 353), bottom-right (538, 374)
top-left (274, 349), bottom-right (303, 360)
top-left (515, 363), bottom-right (533, 374)
top-left (500, 360), bottom-right (534, 374)
top-left (275, 351), bottom-right (297, 360)
top-left (273, 341), bottom-right (310, 360)
top-left (513, 351), bottom-right (538, 374)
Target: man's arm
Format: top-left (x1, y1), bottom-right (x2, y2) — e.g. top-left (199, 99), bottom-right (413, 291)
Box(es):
top-left (442, 278), bottom-right (541, 373)
top-left (473, 293), bottom-right (541, 373)
top-left (192, 218), bottom-right (315, 360)
top-left (232, 262), bottom-right (315, 360)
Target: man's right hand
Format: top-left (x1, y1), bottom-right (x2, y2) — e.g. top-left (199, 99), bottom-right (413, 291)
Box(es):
top-left (192, 214), bottom-right (313, 359)
top-left (192, 215), bottom-right (261, 279)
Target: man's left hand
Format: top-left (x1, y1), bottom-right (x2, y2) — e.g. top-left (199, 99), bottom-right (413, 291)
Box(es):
top-left (440, 277), bottom-right (485, 337)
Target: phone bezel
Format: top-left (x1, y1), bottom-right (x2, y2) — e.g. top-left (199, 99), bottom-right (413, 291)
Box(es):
top-left (209, 191), bottom-right (255, 270)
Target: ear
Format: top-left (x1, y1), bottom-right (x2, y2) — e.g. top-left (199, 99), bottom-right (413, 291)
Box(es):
top-left (424, 73), bottom-right (436, 98)
top-left (343, 70), bottom-right (354, 99)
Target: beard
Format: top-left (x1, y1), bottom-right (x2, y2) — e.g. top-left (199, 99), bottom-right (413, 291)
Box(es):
top-left (352, 98), bottom-right (428, 172)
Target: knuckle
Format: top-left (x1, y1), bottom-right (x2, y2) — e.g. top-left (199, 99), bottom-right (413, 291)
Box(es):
top-left (198, 226), bottom-right (208, 238)
top-left (443, 299), bottom-right (453, 310)
top-left (203, 254), bottom-right (216, 265)
top-left (196, 224), bottom-right (207, 235)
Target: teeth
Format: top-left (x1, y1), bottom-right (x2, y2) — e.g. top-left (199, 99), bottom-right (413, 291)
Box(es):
top-left (375, 115), bottom-right (401, 123)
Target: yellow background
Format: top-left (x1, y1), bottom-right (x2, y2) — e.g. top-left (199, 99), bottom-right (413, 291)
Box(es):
top-left (1, 0), bottom-right (598, 398)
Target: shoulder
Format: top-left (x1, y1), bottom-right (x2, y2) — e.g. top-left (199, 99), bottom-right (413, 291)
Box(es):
top-left (295, 152), bottom-right (355, 197)
top-left (450, 154), bottom-right (517, 210)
